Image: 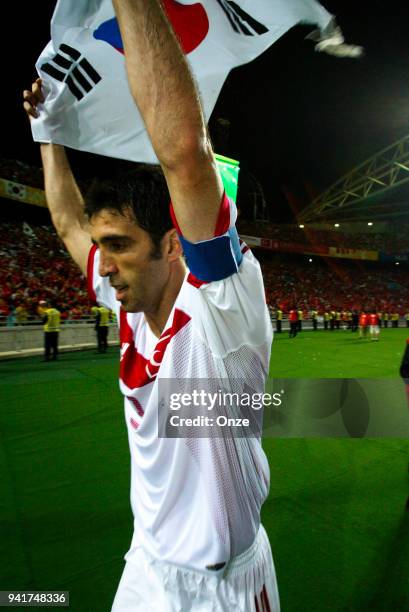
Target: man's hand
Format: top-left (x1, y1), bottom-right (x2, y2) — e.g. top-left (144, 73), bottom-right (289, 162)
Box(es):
top-left (22, 77), bottom-right (92, 276)
top-left (23, 78), bottom-right (44, 120)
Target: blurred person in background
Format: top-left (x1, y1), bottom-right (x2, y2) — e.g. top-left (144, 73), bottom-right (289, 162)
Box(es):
top-left (359, 311), bottom-right (368, 339)
top-left (288, 308), bottom-right (298, 338)
top-left (92, 304), bottom-right (111, 353)
top-left (38, 299), bottom-right (61, 361)
top-left (368, 312), bottom-right (380, 342)
top-left (15, 303), bottom-right (28, 325)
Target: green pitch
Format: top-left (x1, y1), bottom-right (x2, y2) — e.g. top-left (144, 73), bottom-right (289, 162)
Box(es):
top-left (0, 329), bottom-right (408, 611)
top-left (269, 327), bottom-right (409, 378)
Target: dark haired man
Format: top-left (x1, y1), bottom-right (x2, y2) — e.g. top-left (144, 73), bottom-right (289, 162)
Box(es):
top-left (24, 1), bottom-right (278, 609)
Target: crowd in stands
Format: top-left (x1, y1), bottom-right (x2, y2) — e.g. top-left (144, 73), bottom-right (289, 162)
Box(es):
top-left (0, 220), bottom-right (90, 323)
top-left (261, 256), bottom-right (409, 316)
top-left (1, 216), bottom-right (409, 326)
top-left (2, 156), bottom-right (408, 328)
top-left (238, 220), bottom-right (409, 255)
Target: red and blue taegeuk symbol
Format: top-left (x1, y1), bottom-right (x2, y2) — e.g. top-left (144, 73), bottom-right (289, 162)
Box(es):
top-left (93, 0), bottom-right (209, 55)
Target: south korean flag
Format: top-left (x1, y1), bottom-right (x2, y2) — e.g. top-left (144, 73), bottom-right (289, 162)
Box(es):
top-left (31, 0), bottom-right (362, 164)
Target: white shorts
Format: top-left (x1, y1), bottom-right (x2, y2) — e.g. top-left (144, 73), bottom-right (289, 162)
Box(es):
top-left (369, 325), bottom-right (379, 333)
top-left (111, 525), bottom-right (280, 611)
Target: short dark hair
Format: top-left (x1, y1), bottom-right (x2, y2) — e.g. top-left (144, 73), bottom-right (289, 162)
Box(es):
top-left (85, 164), bottom-right (174, 255)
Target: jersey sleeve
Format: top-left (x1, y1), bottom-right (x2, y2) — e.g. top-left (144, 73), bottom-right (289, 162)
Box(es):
top-left (171, 194), bottom-right (272, 357)
top-left (183, 246), bottom-right (273, 359)
top-left (170, 192), bottom-right (242, 282)
top-left (87, 245), bottom-right (119, 313)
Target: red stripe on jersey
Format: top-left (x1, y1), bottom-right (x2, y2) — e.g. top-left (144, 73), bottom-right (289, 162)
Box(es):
top-left (214, 192), bottom-right (231, 236)
top-left (169, 201), bottom-right (183, 235)
top-left (187, 272), bottom-right (208, 288)
top-left (239, 239), bottom-right (250, 254)
top-left (87, 244), bottom-right (98, 303)
top-left (130, 417), bottom-right (139, 430)
top-left (120, 309), bottom-right (135, 343)
top-left (170, 192), bottom-right (230, 238)
top-left (120, 307), bottom-right (191, 390)
top-left (120, 309), bottom-right (151, 388)
top-left (127, 396), bottom-right (145, 417)
top-left (261, 585), bottom-right (272, 612)
top-left (254, 595), bottom-right (260, 612)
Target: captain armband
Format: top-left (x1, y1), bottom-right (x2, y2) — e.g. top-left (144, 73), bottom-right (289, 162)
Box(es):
top-left (179, 226), bottom-right (243, 282)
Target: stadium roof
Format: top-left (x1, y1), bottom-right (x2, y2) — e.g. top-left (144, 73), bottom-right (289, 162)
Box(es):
top-left (298, 134), bottom-right (409, 222)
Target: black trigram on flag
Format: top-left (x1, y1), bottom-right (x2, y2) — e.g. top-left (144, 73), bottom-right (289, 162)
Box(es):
top-left (41, 44), bottom-right (101, 101)
top-left (216, 0), bottom-right (268, 35)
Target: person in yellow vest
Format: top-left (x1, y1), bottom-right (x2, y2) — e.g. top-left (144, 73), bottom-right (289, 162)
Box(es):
top-left (91, 305), bottom-right (100, 349)
top-left (405, 312), bottom-right (409, 328)
top-left (94, 305), bottom-right (111, 353)
top-left (310, 309), bottom-right (318, 331)
top-left (392, 312), bottom-right (399, 329)
top-left (275, 307), bottom-right (283, 334)
top-left (297, 309), bottom-right (303, 332)
top-left (324, 311), bottom-right (330, 330)
top-left (335, 311), bottom-right (341, 330)
top-left (38, 300), bottom-right (61, 361)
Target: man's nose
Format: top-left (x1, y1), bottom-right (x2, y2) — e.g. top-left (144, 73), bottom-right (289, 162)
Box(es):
top-left (99, 254), bottom-right (117, 277)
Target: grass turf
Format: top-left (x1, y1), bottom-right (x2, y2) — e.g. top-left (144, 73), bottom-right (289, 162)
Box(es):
top-left (0, 329), bottom-right (408, 611)
top-left (269, 327), bottom-right (409, 378)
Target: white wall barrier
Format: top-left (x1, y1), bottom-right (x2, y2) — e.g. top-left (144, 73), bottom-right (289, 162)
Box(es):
top-left (0, 324), bottom-right (119, 359)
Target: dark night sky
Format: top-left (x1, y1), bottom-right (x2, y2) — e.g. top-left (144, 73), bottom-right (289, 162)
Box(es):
top-left (3, 0), bottom-right (409, 221)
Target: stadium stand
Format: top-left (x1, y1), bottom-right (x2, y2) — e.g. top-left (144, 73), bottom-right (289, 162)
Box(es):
top-left (1, 216), bottom-right (408, 328)
top-left (259, 252), bottom-right (409, 315)
top-left (0, 219), bottom-right (90, 325)
top-left (1, 157), bottom-right (408, 328)
top-left (238, 220), bottom-right (409, 255)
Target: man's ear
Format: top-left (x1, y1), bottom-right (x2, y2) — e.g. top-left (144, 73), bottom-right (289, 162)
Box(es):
top-left (164, 229), bottom-right (183, 262)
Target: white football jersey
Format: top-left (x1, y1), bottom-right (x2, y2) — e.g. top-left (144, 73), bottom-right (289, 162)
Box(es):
top-left (87, 199), bottom-right (273, 572)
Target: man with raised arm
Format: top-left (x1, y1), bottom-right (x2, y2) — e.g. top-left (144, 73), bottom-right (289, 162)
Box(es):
top-left (23, 1), bottom-right (278, 609)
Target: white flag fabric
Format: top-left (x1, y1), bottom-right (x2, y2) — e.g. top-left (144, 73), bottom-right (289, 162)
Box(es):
top-left (31, 0), bottom-right (362, 163)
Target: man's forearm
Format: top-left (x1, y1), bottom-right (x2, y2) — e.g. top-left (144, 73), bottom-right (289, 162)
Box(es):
top-left (40, 143), bottom-right (86, 238)
top-left (40, 143), bottom-right (91, 275)
top-left (112, 0), bottom-right (223, 242)
top-left (112, 0), bottom-right (209, 169)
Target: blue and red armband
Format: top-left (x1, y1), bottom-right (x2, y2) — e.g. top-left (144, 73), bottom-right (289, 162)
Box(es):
top-left (170, 192), bottom-right (243, 282)
top-left (179, 227), bottom-right (243, 282)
